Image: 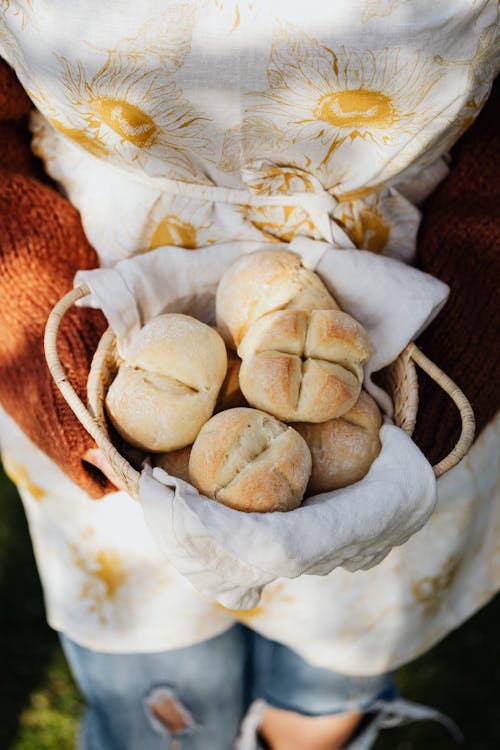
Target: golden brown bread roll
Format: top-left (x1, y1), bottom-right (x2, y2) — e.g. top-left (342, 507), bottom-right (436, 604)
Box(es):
top-left (214, 348), bottom-right (247, 411)
top-left (105, 314), bottom-right (227, 452)
top-left (189, 407), bottom-right (312, 512)
top-left (215, 249), bottom-right (338, 349)
top-left (238, 309), bottom-right (372, 422)
top-left (153, 445), bottom-right (192, 484)
top-left (294, 391), bottom-right (382, 495)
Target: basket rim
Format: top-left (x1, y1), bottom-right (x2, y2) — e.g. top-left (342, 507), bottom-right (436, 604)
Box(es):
top-left (44, 284), bottom-right (476, 498)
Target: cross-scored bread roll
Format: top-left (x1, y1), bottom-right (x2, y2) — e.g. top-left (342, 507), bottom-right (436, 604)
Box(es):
top-left (105, 314), bottom-right (227, 452)
top-left (216, 249), bottom-right (338, 349)
top-left (238, 309), bottom-right (372, 422)
top-left (189, 407), bottom-right (312, 512)
top-left (294, 390), bottom-right (382, 495)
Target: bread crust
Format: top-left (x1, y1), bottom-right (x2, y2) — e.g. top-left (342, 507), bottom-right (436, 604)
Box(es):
top-left (105, 314), bottom-right (227, 451)
top-left (188, 407), bottom-right (312, 512)
top-left (238, 309), bottom-right (372, 422)
top-left (215, 348), bottom-right (247, 411)
top-left (294, 391), bottom-right (382, 494)
top-left (216, 249), bottom-right (337, 349)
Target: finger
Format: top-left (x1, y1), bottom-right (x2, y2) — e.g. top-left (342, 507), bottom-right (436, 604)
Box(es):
top-left (83, 448), bottom-right (126, 492)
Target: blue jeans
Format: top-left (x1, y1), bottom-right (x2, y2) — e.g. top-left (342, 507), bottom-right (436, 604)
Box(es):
top-left (60, 625), bottom-right (459, 750)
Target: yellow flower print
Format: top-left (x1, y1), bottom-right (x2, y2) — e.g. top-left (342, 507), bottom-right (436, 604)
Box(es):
top-left (1, 0), bottom-right (32, 30)
top-left (204, 0), bottom-right (241, 31)
top-left (219, 116), bottom-right (286, 173)
top-left (412, 24), bottom-right (499, 168)
top-left (150, 214), bottom-right (201, 250)
top-left (335, 189), bottom-right (420, 261)
top-left (215, 603), bottom-right (265, 619)
top-left (215, 582), bottom-right (295, 623)
top-left (411, 555), bottom-right (461, 618)
top-left (1, 454), bottom-right (45, 501)
top-left (336, 201), bottom-right (390, 255)
top-left (29, 55), bottom-right (214, 181)
top-left (362, 0), bottom-right (404, 22)
top-left (260, 29), bottom-right (443, 157)
top-left (44, 120), bottom-right (109, 160)
top-left (199, 1), bottom-right (258, 33)
top-left (434, 24), bottom-right (500, 115)
top-left (240, 203), bottom-right (319, 243)
top-left (70, 539), bottom-right (127, 625)
top-left (435, 24), bottom-right (499, 89)
top-left (237, 163), bottom-right (327, 242)
top-left (241, 162), bottom-right (323, 197)
top-left (87, 1), bottom-right (195, 73)
top-left (220, 26), bottom-right (444, 176)
top-left (144, 194), bottom-right (226, 251)
top-left (0, 1), bottom-right (30, 63)
top-left (441, 92), bottom-right (487, 146)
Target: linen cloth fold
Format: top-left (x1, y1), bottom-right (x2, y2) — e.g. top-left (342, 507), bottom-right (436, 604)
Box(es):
top-left (75, 239), bottom-right (448, 608)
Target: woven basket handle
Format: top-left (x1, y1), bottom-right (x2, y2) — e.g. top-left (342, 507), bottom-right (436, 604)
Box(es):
top-left (44, 285), bottom-right (475, 495)
top-left (406, 343), bottom-right (475, 477)
top-left (44, 284), bottom-right (141, 498)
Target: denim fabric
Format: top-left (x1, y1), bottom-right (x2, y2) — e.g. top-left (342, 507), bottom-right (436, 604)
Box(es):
top-left (60, 625), bottom-right (424, 750)
top-left (249, 630), bottom-right (395, 717)
top-left (61, 627), bottom-right (249, 750)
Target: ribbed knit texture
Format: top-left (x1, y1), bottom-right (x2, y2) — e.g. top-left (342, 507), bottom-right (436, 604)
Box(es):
top-left (0, 62), bottom-right (111, 497)
top-left (0, 58), bottom-right (31, 119)
top-left (0, 119), bottom-right (47, 178)
top-left (413, 85), bottom-right (499, 465)
top-left (0, 60), bottom-right (45, 179)
top-left (0, 59), bottom-right (497, 493)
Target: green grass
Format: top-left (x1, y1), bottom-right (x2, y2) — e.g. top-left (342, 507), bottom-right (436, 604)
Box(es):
top-left (8, 650), bottom-right (83, 750)
top-left (1, 463), bottom-right (498, 749)
top-left (374, 598), bottom-right (500, 749)
top-left (0, 463), bottom-right (82, 750)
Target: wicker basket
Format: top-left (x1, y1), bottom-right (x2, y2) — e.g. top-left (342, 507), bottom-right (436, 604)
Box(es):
top-left (44, 284), bottom-right (476, 500)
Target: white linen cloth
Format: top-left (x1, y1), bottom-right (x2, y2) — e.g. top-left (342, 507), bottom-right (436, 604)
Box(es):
top-left (76, 238), bottom-right (448, 608)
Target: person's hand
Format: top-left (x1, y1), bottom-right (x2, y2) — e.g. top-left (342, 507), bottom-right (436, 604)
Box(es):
top-left (83, 448), bottom-right (129, 494)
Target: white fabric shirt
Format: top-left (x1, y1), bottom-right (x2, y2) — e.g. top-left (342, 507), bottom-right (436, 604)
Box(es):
top-left (0, 0), bottom-right (499, 673)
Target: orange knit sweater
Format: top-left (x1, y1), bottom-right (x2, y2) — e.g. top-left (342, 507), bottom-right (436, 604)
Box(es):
top-left (0, 59), bottom-right (498, 497)
top-left (0, 60), bottom-right (111, 497)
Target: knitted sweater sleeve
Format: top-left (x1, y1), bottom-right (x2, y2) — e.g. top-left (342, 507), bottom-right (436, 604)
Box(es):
top-left (0, 60), bottom-right (113, 498)
top-left (413, 85), bottom-right (500, 465)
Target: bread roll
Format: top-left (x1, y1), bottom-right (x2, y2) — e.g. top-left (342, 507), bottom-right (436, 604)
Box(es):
top-left (294, 391), bottom-right (382, 494)
top-left (105, 314), bottom-right (227, 452)
top-left (238, 309), bottom-right (372, 422)
top-left (215, 348), bottom-right (247, 411)
top-left (153, 445), bottom-right (192, 484)
top-left (189, 407), bottom-right (312, 512)
top-left (216, 249), bottom-right (338, 349)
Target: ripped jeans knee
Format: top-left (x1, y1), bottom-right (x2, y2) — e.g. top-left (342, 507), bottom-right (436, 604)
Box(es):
top-left (60, 628), bottom-right (249, 750)
top-left (144, 686), bottom-right (199, 749)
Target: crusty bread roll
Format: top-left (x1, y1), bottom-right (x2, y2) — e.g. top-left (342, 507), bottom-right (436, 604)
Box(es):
top-left (215, 348), bottom-right (247, 411)
top-left (216, 249), bottom-right (338, 349)
top-left (238, 309), bottom-right (372, 422)
top-left (294, 391), bottom-right (382, 494)
top-left (105, 314), bottom-right (227, 452)
top-left (189, 407), bottom-right (312, 512)
top-left (153, 445), bottom-right (192, 484)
